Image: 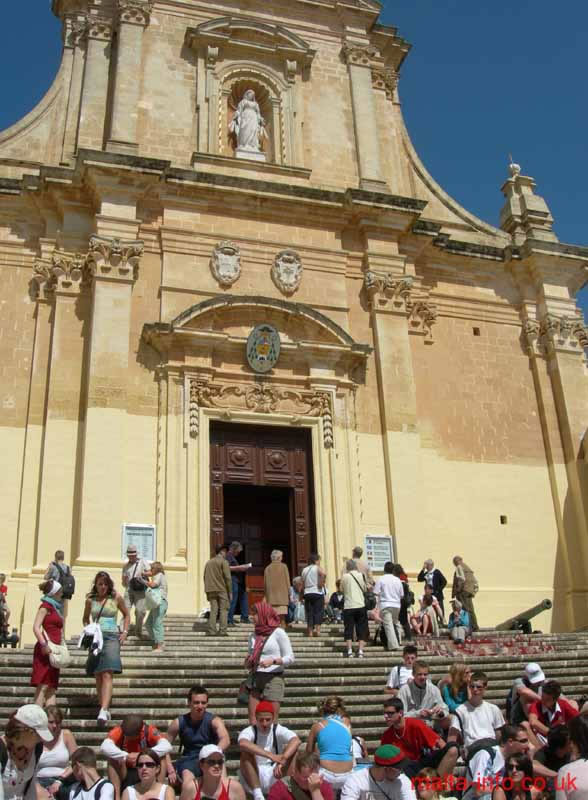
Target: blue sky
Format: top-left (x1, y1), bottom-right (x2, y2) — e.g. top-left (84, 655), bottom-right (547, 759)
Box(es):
top-left (1, 2), bottom-right (586, 311)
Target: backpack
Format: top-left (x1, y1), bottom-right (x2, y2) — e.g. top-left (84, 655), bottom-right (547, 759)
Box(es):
top-left (54, 562), bottom-right (76, 600)
top-left (505, 683), bottom-right (526, 725)
top-left (71, 779), bottom-right (110, 800)
top-left (253, 724), bottom-right (279, 754)
top-left (464, 739), bottom-right (498, 778)
top-left (1, 739), bottom-right (43, 797)
top-left (402, 582), bottom-right (415, 608)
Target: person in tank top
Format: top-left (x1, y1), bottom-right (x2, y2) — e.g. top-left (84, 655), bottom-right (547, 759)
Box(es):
top-left (121, 750), bottom-right (174, 800)
top-left (306, 696), bottom-right (354, 792)
top-left (193, 747), bottom-right (245, 800)
top-left (36, 706), bottom-right (77, 800)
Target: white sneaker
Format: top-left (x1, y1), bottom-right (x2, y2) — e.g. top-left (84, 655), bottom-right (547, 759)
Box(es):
top-left (97, 708), bottom-right (111, 724)
top-left (357, 651), bottom-right (365, 658)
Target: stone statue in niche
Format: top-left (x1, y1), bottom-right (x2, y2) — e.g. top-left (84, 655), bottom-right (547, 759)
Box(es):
top-left (229, 89), bottom-right (267, 162)
top-left (272, 250), bottom-right (303, 295)
top-left (210, 240), bottom-right (241, 287)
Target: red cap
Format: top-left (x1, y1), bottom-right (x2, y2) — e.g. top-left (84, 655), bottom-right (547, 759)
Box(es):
top-left (255, 700), bottom-right (275, 715)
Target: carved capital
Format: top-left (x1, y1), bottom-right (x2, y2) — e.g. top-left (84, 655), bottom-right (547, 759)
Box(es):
top-left (371, 68), bottom-right (398, 99)
top-left (117, 0), bottom-right (153, 26)
top-left (86, 235), bottom-right (144, 282)
top-left (407, 300), bottom-right (438, 340)
top-left (87, 17), bottom-right (114, 41)
top-left (63, 15), bottom-right (88, 48)
top-left (188, 378), bottom-right (334, 448)
top-left (521, 319), bottom-right (541, 356)
top-left (364, 271), bottom-right (413, 310)
top-left (538, 313), bottom-right (588, 356)
top-left (342, 44), bottom-right (380, 67)
top-left (31, 250), bottom-right (90, 299)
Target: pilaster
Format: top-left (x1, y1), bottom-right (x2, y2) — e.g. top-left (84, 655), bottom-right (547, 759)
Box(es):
top-left (61, 14), bottom-right (88, 163)
top-left (107, 1), bottom-right (153, 154)
top-left (77, 234), bottom-right (144, 563)
top-left (77, 16), bottom-right (114, 150)
top-left (342, 44), bottom-right (388, 192)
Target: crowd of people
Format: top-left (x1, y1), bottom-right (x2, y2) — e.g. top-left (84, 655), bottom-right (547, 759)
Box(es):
top-left (1, 547), bottom-right (587, 800)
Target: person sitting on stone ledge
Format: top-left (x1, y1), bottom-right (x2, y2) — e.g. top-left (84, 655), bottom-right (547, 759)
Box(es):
top-left (385, 645), bottom-right (418, 696)
top-left (306, 695), bottom-right (354, 793)
top-left (166, 685), bottom-right (230, 800)
top-left (328, 582), bottom-right (344, 624)
top-left (528, 681), bottom-right (579, 746)
top-left (410, 593), bottom-right (443, 638)
top-left (192, 745), bottom-right (246, 800)
top-left (397, 660), bottom-right (450, 734)
top-left (506, 663), bottom-right (546, 726)
top-left (70, 746), bottom-right (115, 800)
top-left (447, 600), bottom-right (472, 644)
top-left (340, 745), bottom-right (416, 800)
top-left (238, 700), bottom-right (300, 800)
top-left (268, 752), bottom-right (334, 800)
top-left (380, 698), bottom-right (459, 779)
top-left (100, 714), bottom-right (172, 800)
top-left (449, 671), bottom-right (505, 753)
top-left (121, 749), bottom-right (175, 800)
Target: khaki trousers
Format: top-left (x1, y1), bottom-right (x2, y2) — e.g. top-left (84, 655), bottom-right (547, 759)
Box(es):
top-left (207, 592), bottom-right (229, 634)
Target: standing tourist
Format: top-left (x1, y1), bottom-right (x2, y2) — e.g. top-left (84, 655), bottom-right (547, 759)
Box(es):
top-left (306, 696), bottom-right (354, 792)
top-left (44, 551), bottom-right (76, 610)
top-left (226, 542), bottom-right (251, 626)
top-left (1, 705), bottom-right (53, 800)
top-left (393, 564), bottom-right (413, 641)
top-left (0, 573), bottom-right (11, 629)
top-left (121, 545), bottom-right (150, 639)
top-left (167, 686), bottom-right (230, 800)
top-left (204, 545), bottom-right (232, 637)
top-left (301, 554), bottom-right (326, 638)
top-left (121, 749), bottom-right (174, 800)
top-left (245, 602), bottom-right (295, 724)
top-left (350, 547), bottom-right (374, 588)
top-left (145, 562), bottom-right (168, 652)
top-left (264, 551), bottom-right (291, 626)
top-left (83, 571), bottom-right (130, 725)
top-left (451, 556), bottom-right (479, 632)
top-left (340, 559), bottom-right (369, 659)
top-left (374, 562), bottom-right (404, 651)
top-left (31, 579), bottom-right (65, 707)
top-left (36, 706), bottom-right (78, 800)
top-left (417, 560), bottom-right (447, 616)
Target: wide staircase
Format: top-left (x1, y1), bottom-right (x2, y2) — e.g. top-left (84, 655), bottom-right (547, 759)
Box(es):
top-left (1, 616), bottom-right (588, 770)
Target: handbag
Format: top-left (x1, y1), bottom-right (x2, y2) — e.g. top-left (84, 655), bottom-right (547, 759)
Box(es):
top-left (351, 573), bottom-right (376, 611)
top-left (44, 634), bottom-right (71, 669)
top-left (237, 672), bottom-right (255, 706)
top-left (129, 562), bottom-right (146, 593)
top-left (144, 587), bottom-right (162, 611)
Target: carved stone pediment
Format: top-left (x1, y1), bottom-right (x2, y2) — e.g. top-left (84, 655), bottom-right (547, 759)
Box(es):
top-left (186, 16), bottom-right (315, 66)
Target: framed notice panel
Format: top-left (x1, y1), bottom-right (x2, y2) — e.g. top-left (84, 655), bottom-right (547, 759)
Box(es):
top-left (365, 535), bottom-right (394, 572)
top-left (122, 523), bottom-right (156, 561)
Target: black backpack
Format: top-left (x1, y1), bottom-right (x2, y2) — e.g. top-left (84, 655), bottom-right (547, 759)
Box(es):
top-left (71, 779), bottom-right (110, 800)
top-left (54, 562), bottom-right (76, 600)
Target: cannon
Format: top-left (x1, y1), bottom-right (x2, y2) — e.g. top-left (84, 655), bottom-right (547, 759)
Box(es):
top-left (0, 627), bottom-right (19, 648)
top-left (495, 599), bottom-right (553, 634)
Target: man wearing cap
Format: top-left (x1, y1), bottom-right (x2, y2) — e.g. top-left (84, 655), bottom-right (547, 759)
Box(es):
top-left (121, 545), bottom-right (150, 638)
top-left (194, 746), bottom-right (245, 800)
top-left (340, 745), bottom-right (416, 800)
top-left (381, 698), bottom-right (458, 779)
top-left (1, 704), bottom-right (53, 800)
top-left (238, 701), bottom-right (300, 800)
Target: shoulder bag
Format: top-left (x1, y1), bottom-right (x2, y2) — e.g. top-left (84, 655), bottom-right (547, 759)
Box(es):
top-left (44, 633), bottom-right (72, 669)
top-left (145, 585), bottom-right (162, 611)
top-left (129, 562), bottom-right (146, 592)
top-left (351, 572), bottom-right (376, 611)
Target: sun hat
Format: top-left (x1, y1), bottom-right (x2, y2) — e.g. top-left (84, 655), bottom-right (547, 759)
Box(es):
top-left (199, 745), bottom-right (223, 761)
top-left (14, 704), bottom-right (52, 742)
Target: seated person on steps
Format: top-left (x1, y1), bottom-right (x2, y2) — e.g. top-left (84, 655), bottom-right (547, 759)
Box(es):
top-left (397, 660), bottom-right (450, 734)
top-left (385, 645), bottom-right (418, 697)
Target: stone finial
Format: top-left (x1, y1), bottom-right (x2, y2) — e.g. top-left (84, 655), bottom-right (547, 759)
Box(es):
top-left (500, 162), bottom-right (558, 245)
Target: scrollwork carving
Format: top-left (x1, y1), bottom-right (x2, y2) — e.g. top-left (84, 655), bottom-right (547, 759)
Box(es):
top-left (31, 250), bottom-right (90, 298)
top-left (364, 271), bottom-right (414, 306)
top-left (537, 313), bottom-right (588, 354)
top-left (87, 17), bottom-right (113, 41)
top-left (407, 300), bottom-right (438, 338)
top-left (371, 68), bottom-right (398, 100)
top-left (210, 240), bottom-right (241, 287)
top-left (188, 378), bottom-right (334, 448)
top-left (272, 250), bottom-right (303, 295)
top-left (86, 235), bottom-right (144, 281)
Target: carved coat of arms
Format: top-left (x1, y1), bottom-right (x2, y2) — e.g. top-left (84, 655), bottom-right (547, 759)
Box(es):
top-left (210, 240), bottom-right (241, 287)
top-left (272, 250), bottom-right (302, 294)
top-left (246, 324), bottom-right (281, 373)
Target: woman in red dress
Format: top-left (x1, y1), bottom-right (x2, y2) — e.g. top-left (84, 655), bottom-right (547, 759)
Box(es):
top-left (31, 579), bottom-right (65, 707)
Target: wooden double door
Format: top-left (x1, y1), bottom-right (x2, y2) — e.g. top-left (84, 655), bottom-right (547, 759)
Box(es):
top-left (210, 422), bottom-right (316, 602)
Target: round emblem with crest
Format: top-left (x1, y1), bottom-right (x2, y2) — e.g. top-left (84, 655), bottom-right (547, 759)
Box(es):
top-left (246, 324), bottom-right (281, 373)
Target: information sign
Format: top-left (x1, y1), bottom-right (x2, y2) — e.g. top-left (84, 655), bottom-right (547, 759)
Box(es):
top-left (364, 535), bottom-right (393, 571)
top-left (122, 523), bottom-right (156, 561)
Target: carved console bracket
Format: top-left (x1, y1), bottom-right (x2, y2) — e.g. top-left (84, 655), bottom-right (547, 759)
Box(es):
top-left (522, 313), bottom-right (588, 357)
top-left (363, 271), bottom-right (438, 341)
top-left (189, 378), bottom-right (334, 448)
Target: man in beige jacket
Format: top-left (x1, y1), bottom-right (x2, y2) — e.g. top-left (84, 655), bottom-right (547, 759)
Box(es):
top-left (204, 544), bottom-right (232, 636)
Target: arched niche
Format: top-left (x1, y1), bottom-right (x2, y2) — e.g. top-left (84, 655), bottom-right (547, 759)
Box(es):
top-left (226, 76), bottom-right (275, 162)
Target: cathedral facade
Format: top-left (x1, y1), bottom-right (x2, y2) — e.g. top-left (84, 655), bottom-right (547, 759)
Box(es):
top-left (1, 0), bottom-right (587, 640)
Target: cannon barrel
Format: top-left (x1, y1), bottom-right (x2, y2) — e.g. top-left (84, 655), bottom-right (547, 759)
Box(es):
top-left (495, 599), bottom-right (553, 631)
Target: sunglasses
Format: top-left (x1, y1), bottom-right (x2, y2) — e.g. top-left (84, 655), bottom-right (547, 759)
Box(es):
top-left (384, 711), bottom-right (400, 717)
top-left (204, 759), bottom-right (224, 766)
top-left (470, 683), bottom-right (486, 689)
top-left (137, 762), bottom-right (158, 769)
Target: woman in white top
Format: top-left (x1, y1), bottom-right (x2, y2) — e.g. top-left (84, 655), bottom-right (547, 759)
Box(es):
top-left (121, 750), bottom-right (174, 800)
top-left (301, 553), bottom-right (326, 638)
top-left (36, 706), bottom-right (77, 800)
top-left (145, 562), bottom-right (168, 652)
top-left (244, 602), bottom-right (295, 724)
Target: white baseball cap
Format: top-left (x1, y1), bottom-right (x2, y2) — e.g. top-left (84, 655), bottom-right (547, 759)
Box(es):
top-left (199, 745), bottom-right (223, 761)
top-left (524, 662), bottom-right (545, 685)
top-left (14, 704), bottom-right (53, 742)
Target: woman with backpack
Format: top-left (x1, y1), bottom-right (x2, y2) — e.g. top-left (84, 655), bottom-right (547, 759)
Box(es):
top-left (1, 705), bottom-right (53, 800)
top-left (31, 579), bottom-right (65, 707)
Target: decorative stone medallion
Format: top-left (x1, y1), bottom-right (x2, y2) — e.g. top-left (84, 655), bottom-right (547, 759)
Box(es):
top-left (246, 324), bottom-right (281, 373)
top-left (210, 240), bottom-right (241, 287)
top-left (272, 250), bottom-right (302, 295)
